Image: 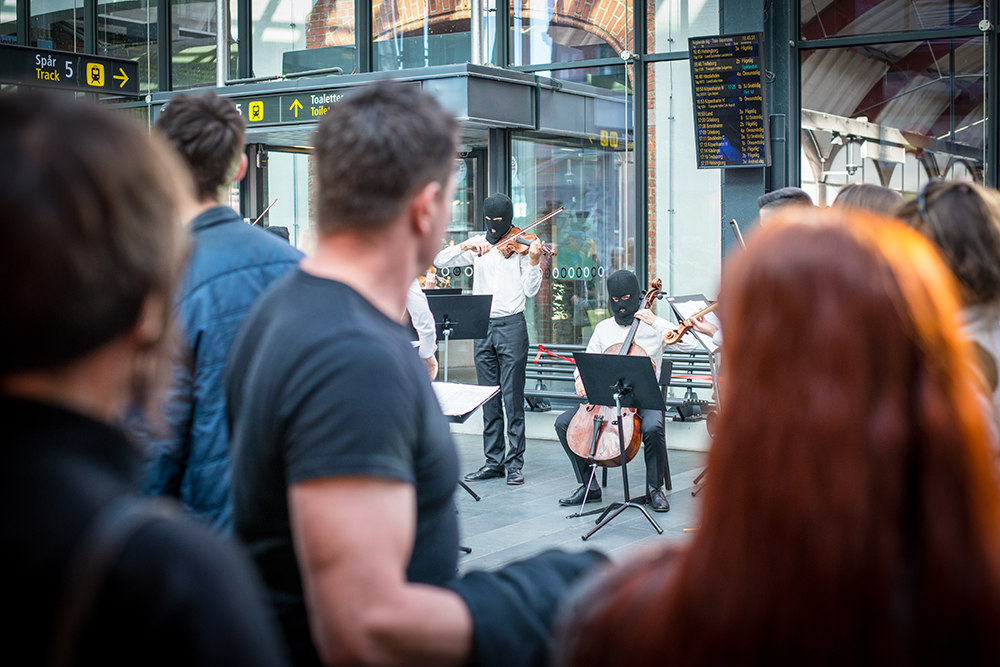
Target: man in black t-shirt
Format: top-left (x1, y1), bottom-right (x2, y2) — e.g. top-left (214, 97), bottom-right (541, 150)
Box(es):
top-left (226, 83), bottom-right (605, 667)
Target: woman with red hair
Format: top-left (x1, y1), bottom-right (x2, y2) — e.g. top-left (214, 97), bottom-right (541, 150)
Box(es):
top-left (556, 208), bottom-right (1000, 666)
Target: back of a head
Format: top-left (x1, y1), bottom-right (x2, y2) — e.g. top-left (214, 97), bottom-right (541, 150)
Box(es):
top-left (566, 208), bottom-right (1000, 667)
top-left (832, 182), bottom-right (904, 215)
top-left (313, 81), bottom-right (457, 234)
top-left (0, 91), bottom-right (189, 378)
top-left (897, 180), bottom-right (1000, 306)
top-left (155, 91), bottom-right (245, 203)
top-left (757, 186), bottom-right (813, 211)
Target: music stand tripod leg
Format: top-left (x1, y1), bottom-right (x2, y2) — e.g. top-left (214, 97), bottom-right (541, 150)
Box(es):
top-left (458, 479), bottom-right (481, 501)
top-left (582, 390), bottom-right (663, 540)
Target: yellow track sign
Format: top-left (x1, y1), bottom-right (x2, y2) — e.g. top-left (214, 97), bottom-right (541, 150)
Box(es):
top-left (0, 44), bottom-right (139, 96)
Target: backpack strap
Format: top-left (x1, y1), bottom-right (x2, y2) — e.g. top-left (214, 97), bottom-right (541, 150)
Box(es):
top-left (48, 496), bottom-right (179, 667)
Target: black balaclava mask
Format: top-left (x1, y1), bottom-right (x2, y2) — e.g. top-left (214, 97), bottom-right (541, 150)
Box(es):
top-left (484, 193), bottom-right (514, 244)
top-left (607, 270), bottom-right (641, 327)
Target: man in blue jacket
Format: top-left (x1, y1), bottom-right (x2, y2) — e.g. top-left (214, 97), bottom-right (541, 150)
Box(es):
top-left (137, 92), bottom-right (302, 532)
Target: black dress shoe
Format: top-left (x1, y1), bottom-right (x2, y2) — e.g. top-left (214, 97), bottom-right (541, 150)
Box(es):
top-left (464, 465), bottom-right (504, 482)
top-left (559, 484), bottom-right (602, 506)
top-left (647, 486), bottom-right (670, 512)
top-left (506, 469), bottom-right (524, 485)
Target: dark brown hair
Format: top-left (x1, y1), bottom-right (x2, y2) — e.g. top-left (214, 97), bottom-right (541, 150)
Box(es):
top-left (897, 180), bottom-right (1000, 306)
top-left (313, 81), bottom-right (457, 234)
top-left (155, 91), bottom-right (245, 202)
top-left (833, 182), bottom-right (904, 215)
top-left (0, 91), bottom-right (189, 379)
top-left (563, 208), bottom-right (1000, 667)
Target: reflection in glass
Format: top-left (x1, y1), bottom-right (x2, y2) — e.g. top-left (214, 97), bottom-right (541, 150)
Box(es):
top-left (171, 0), bottom-right (220, 89)
top-left (30, 0), bottom-right (83, 52)
top-left (801, 0), bottom-right (983, 40)
top-left (265, 152), bottom-right (314, 251)
top-left (647, 0), bottom-right (718, 54)
top-left (255, 0), bottom-right (354, 79)
top-left (99, 0), bottom-right (158, 94)
top-left (511, 0), bottom-right (632, 67)
top-left (438, 158), bottom-right (478, 291)
top-left (647, 61), bottom-right (721, 301)
top-left (373, 0), bottom-right (471, 71)
top-left (800, 38), bottom-right (987, 203)
top-left (1, 0), bottom-right (16, 45)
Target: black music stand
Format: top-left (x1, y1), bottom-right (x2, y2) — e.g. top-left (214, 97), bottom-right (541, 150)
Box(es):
top-left (573, 352), bottom-right (666, 540)
top-left (426, 294), bottom-right (493, 382)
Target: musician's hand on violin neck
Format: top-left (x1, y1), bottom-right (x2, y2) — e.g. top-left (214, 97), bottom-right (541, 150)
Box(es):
top-left (528, 238), bottom-right (543, 265)
top-left (460, 238), bottom-right (490, 255)
top-left (633, 309), bottom-right (656, 326)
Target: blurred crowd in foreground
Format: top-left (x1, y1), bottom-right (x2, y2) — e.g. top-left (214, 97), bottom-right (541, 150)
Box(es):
top-left (5, 84), bottom-right (1000, 667)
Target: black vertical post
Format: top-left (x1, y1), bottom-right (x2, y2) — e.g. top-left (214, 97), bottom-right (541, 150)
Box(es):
top-left (158, 0), bottom-right (171, 90)
top-left (17, 0), bottom-right (28, 45)
top-left (488, 128), bottom-right (510, 199)
top-left (719, 0), bottom-right (765, 256)
top-left (355, 0), bottom-right (371, 73)
top-left (494, 0), bottom-right (509, 67)
top-left (633, 0), bottom-right (646, 284)
top-left (84, 0), bottom-right (97, 54)
top-left (788, 0), bottom-right (801, 186)
top-left (989, 2), bottom-right (998, 186)
top-left (237, 0), bottom-right (251, 78)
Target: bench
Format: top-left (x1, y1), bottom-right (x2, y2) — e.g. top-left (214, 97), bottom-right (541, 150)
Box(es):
top-left (524, 344), bottom-right (716, 419)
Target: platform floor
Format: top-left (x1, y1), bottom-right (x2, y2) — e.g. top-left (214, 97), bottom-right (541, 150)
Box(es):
top-left (452, 427), bottom-right (707, 575)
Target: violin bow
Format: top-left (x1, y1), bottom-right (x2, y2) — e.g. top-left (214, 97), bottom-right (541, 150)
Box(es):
top-left (251, 198), bottom-right (278, 226)
top-left (729, 218), bottom-right (746, 251)
top-left (484, 206), bottom-right (564, 255)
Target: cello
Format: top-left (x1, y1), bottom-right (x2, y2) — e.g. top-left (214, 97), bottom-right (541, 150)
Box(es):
top-left (566, 278), bottom-right (663, 468)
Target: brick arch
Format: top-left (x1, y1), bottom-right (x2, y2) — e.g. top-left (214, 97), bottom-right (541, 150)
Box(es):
top-left (306, 0), bottom-right (629, 55)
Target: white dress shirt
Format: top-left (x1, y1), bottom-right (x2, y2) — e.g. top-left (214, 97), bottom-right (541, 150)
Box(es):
top-left (434, 236), bottom-right (542, 318)
top-left (404, 279), bottom-right (437, 359)
top-left (576, 316), bottom-right (699, 379)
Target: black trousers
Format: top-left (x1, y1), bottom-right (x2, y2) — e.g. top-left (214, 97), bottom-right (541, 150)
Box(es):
top-left (474, 312), bottom-right (529, 472)
top-left (554, 407), bottom-right (666, 490)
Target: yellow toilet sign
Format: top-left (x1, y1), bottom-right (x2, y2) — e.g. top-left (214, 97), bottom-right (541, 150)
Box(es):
top-left (86, 62), bottom-right (104, 87)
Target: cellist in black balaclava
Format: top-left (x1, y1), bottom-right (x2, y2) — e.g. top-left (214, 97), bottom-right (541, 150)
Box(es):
top-left (607, 270), bottom-right (641, 327)
top-left (484, 193), bottom-right (514, 245)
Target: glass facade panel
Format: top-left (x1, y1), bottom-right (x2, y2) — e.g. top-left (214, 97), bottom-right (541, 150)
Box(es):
top-left (30, 0), bottom-right (82, 52)
top-left (647, 60), bottom-right (721, 301)
top-left (171, 0), bottom-right (220, 89)
top-left (255, 0), bottom-right (353, 79)
top-left (511, 0), bottom-right (632, 67)
top-left (265, 151), bottom-right (315, 251)
top-left (99, 0), bottom-right (159, 94)
top-left (504, 68), bottom-right (635, 346)
top-left (438, 157), bottom-right (479, 291)
top-left (647, 0), bottom-right (717, 54)
top-left (801, 0), bottom-right (985, 41)
top-left (1, 0), bottom-right (16, 44)
top-left (801, 37), bottom-right (987, 201)
top-left (373, 0), bottom-right (471, 71)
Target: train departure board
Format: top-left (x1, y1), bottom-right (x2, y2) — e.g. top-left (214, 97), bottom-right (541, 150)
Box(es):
top-left (689, 32), bottom-right (769, 168)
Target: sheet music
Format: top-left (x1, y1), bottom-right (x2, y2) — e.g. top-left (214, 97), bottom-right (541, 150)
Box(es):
top-left (432, 382), bottom-right (500, 418)
top-left (670, 299), bottom-right (721, 353)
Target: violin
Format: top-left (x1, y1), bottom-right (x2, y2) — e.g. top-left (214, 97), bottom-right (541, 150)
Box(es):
top-left (496, 228), bottom-right (556, 259)
top-left (663, 302), bottom-right (718, 345)
top-left (566, 279), bottom-right (663, 468)
top-left (486, 206), bottom-right (563, 259)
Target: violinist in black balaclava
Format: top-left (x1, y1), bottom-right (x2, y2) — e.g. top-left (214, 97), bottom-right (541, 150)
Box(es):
top-left (434, 193), bottom-right (544, 487)
top-left (552, 269), bottom-right (700, 513)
